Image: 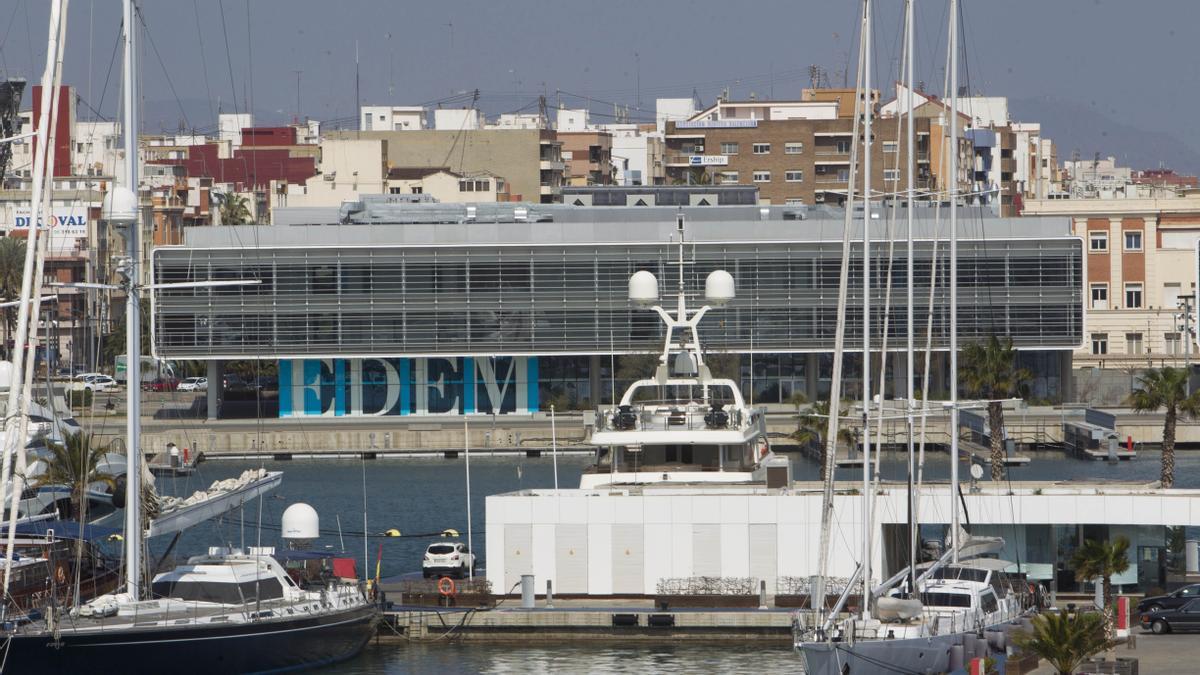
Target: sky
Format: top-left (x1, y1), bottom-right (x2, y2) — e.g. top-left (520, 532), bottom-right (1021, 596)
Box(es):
top-left (2, 0), bottom-right (1198, 167)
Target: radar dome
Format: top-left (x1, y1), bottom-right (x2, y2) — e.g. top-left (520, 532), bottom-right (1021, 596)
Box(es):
top-left (101, 186), bottom-right (138, 223)
top-left (281, 503), bottom-right (319, 541)
top-left (705, 270), bottom-right (735, 306)
top-left (628, 270), bottom-right (659, 306)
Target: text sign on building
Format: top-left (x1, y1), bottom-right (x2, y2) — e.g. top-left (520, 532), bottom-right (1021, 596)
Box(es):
top-left (675, 119), bottom-right (759, 129)
top-left (689, 155), bottom-right (729, 166)
top-left (11, 206), bottom-right (88, 238)
top-left (279, 356), bottom-right (538, 417)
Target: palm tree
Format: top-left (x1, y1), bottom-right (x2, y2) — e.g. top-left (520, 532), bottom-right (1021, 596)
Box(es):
top-left (1012, 610), bottom-right (1111, 675)
top-left (1127, 367), bottom-right (1200, 488)
top-left (1071, 536), bottom-right (1131, 643)
top-left (793, 400), bottom-right (853, 481)
top-left (0, 236), bottom-right (27, 353)
top-left (214, 192), bottom-right (252, 225)
top-left (34, 432), bottom-right (116, 520)
top-left (960, 336), bottom-right (1031, 481)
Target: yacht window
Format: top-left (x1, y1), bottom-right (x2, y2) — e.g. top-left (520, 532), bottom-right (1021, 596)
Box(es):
top-left (151, 578), bottom-right (284, 604)
top-left (980, 591), bottom-right (999, 614)
top-left (681, 446), bottom-right (693, 464)
top-left (665, 446), bottom-right (678, 463)
top-left (920, 592), bottom-right (971, 608)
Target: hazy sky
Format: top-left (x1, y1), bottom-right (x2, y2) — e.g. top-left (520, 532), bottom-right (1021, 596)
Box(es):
top-left (2, 0), bottom-right (1197, 155)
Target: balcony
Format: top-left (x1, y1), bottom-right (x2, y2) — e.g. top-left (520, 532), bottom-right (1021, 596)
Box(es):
top-left (539, 160), bottom-right (566, 171)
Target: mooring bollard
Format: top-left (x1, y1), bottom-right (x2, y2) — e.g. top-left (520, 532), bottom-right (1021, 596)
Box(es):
top-left (520, 574), bottom-right (535, 609)
top-left (546, 579), bottom-right (554, 609)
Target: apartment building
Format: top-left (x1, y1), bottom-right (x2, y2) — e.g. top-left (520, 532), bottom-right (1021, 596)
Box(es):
top-left (664, 98), bottom-right (942, 206)
top-left (386, 167), bottom-right (509, 203)
top-left (1023, 196), bottom-right (1200, 368)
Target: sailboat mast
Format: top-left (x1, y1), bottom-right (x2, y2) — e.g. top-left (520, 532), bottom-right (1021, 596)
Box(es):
top-left (0, 0), bottom-right (68, 605)
top-left (904, 0), bottom-right (918, 593)
top-left (948, 0), bottom-right (961, 563)
top-left (122, 0), bottom-right (144, 599)
top-left (859, 0), bottom-right (873, 621)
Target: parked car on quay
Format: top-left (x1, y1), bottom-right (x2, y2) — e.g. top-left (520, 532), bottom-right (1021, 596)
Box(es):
top-left (82, 375), bottom-right (116, 392)
top-left (144, 378), bottom-right (179, 392)
top-left (177, 377), bottom-right (208, 392)
top-left (1137, 584), bottom-right (1200, 615)
top-left (1141, 598), bottom-right (1200, 634)
top-left (422, 542), bottom-right (474, 579)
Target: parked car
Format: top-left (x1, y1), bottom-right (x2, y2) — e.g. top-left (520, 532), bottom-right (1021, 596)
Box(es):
top-left (177, 377), bottom-right (208, 392)
top-left (1137, 583), bottom-right (1200, 614)
top-left (83, 375), bottom-right (116, 392)
top-left (1142, 598), bottom-right (1200, 634)
top-left (422, 542), bottom-right (474, 579)
top-left (74, 372), bottom-right (105, 384)
top-left (145, 378), bottom-right (179, 392)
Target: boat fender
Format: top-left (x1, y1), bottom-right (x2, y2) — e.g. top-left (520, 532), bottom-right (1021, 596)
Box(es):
top-left (438, 577), bottom-right (456, 596)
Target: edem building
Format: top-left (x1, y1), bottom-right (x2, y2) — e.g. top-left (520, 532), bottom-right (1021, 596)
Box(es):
top-left (150, 201), bottom-right (1084, 419)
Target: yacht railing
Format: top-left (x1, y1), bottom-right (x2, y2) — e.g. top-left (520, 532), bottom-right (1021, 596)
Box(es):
top-left (593, 402), bottom-right (753, 434)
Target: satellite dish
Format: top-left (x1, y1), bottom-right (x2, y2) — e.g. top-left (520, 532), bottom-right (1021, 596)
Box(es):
top-left (101, 185), bottom-right (138, 223)
top-left (970, 464), bottom-right (984, 480)
top-left (282, 503), bottom-right (320, 541)
top-left (704, 270), bottom-right (735, 306)
top-left (628, 270), bottom-right (659, 306)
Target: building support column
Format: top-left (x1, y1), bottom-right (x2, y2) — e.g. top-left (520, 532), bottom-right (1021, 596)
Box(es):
top-left (806, 354), bottom-right (819, 401)
top-left (1059, 350), bottom-right (1075, 404)
top-left (589, 355), bottom-right (603, 406)
top-left (206, 359), bottom-right (223, 420)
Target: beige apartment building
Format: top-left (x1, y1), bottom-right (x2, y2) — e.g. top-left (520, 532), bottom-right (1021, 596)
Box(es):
top-left (1023, 196), bottom-right (1200, 368)
top-left (558, 131), bottom-right (614, 186)
top-left (326, 129), bottom-right (564, 203)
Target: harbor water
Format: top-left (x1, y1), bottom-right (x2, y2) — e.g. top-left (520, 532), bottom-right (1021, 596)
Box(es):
top-left (147, 449), bottom-right (1200, 673)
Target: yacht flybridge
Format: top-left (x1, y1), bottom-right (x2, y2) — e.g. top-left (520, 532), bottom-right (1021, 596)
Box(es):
top-left (582, 225), bottom-right (786, 490)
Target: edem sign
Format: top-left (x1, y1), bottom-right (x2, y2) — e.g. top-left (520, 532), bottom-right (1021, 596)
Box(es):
top-left (279, 356), bottom-right (538, 417)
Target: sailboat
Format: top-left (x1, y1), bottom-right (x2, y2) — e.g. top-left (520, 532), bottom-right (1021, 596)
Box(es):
top-left (0, 2), bottom-right (379, 671)
top-left (794, 1), bottom-right (1035, 672)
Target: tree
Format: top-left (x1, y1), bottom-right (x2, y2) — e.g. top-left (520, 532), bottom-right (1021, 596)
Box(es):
top-left (1127, 367), bottom-right (1200, 489)
top-left (960, 336), bottom-right (1031, 481)
top-left (34, 432), bottom-right (116, 520)
top-left (1012, 610), bottom-right (1111, 675)
top-left (1071, 536), bottom-right (1131, 643)
top-left (792, 399), bottom-right (853, 481)
top-left (215, 192), bottom-right (252, 225)
top-left (0, 236), bottom-right (27, 352)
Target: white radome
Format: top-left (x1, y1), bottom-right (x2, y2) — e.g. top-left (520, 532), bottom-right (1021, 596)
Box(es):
top-left (101, 185), bottom-right (138, 223)
top-left (281, 502), bottom-right (320, 540)
top-left (629, 270), bottom-right (659, 306)
top-left (705, 269), bottom-right (735, 305)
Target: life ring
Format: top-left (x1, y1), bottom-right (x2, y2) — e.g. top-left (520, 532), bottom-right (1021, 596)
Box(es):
top-left (437, 577), bottom-right (456, 596)
top-left (55, 565), bottom-right (66, 584)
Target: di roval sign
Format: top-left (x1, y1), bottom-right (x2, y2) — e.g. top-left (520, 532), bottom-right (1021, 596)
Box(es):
top-left (279, 356), bottom-right (539, 417)
top-left (12, 207), bottom-right (89, 238)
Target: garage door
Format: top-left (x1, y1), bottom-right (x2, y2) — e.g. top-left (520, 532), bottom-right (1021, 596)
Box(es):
top-left (692, 523), bottom-right (721, 577)
top-left (504, 523), bottom-right (532, 591)
top-left (749, 523), bottom-right (777, 590)
top-left (555, 524), bottom-right (588, 594)
top-left (611, 524), bottom-right (644, 594)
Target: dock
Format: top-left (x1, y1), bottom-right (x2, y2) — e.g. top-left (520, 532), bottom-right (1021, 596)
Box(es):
top-left (959, 439), bottom-right (1032, 467)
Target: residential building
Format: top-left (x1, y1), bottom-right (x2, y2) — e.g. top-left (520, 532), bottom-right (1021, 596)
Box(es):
top-left (433, 108), bottom-right (483, 131)
top-left (360, 105), bottom-right (426, 131)
top-left (386, 167), bottom-right (508, 203)
top-left (600, 123), bottom-right (665, 186)
top-left (1023, 195), bottom-right (1200, 372)
top-left (1133, 168), bottom-right (1199, 191)
top-left (558, 130), bottom-right (614, 186)
top-left (325, 128), bottom-right (563, 203)
top-left (289, 137), bottom-right (388, 208)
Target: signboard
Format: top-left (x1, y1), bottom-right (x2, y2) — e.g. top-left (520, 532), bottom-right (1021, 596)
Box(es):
top-left (689, 155), bottom-right (729, 166)
top-left (280, 356), bottom-right (538, 417)
top-left (676, 119), bottom-right (759, 129)
top-left (12, 206), bottom-right (88, 238)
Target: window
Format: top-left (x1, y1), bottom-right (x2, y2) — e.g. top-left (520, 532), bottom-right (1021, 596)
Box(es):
top-left (1127, 332), bottom-right (1143, 355)
top-left (411, 187), bottom-right (422, 194)
top-left (459, 179), bottom-right (490, 192)
top-left (752, 171), bottom-right (771, 183)
top-left (785, 142), bottom-right (804, 154)
top-left (716, 171), bottom-right (739, 184)
top-left (1090, 284), bottom-right (1108, 310)
top-left (1125, 230), bottom-right (1143, 251)
top-left (837, 168), bottom-right (850, 182)
top-left (1164, 283), bottom-right (1182, 309)
top-left (720, 142), bottom-right (739, 155)
top-left (980, 591), bottom-right (999, 614)
top-left (1166, 332), bottom-right (1183, 355)
top-left (785, 170), bottom-right (804, 183)
top-left (784, 198), bottom-right (805, 206)
top-left (1089, 231), bottom-right (1108, 252)
top-left (836, 140), bottom-right (852, 154)
top-left (752, 143), bottom-right (771, 155)
top-left (882, 141), bottom-right (898, 153)
top-left (389, 187), bottom-right (402, 194)
top-left (1092, 333), bottom-right (1108, 355)
top-left (883, 169), bottom-right (900, 182)
top-left (1125, 283), bottom-right (1143, 309)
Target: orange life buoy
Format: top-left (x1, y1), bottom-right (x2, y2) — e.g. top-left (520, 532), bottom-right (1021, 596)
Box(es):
top-left (437, 576), bottom-right (456, 596)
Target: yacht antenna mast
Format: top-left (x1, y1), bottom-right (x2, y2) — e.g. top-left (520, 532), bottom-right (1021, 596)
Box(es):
top-left (948, 0), bottom-right (961, 564)
top-left (122, 0), bottom-right (144, 598)
top-left (859, 0), bottom-right (874, 621)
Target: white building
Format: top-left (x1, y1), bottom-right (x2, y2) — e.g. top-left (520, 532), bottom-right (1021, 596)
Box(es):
top-left (656, 98), bottom-right (698, 134)
top-left (599, 123), bottom-right (664, 186)
top-left (288, 138), bottom-right (387, 208)
top-left (489, 113), bottom-right (546, 130)
top-left (360, 105), bottom-right (426, 132)
top-left (218, 113), bottom-right (253, 147)
top-left (385, 167), bottom-right (506, 203)
top-left (433, 108), bottom-right (483, 131)
top-left (556, 108), bottom-right (590, 132)
top-left (487, 482), bottom-right (1195, 596)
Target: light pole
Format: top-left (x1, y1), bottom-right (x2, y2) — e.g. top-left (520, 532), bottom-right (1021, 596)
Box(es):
top-left (1179, 294), bottom-right (1195, 394)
